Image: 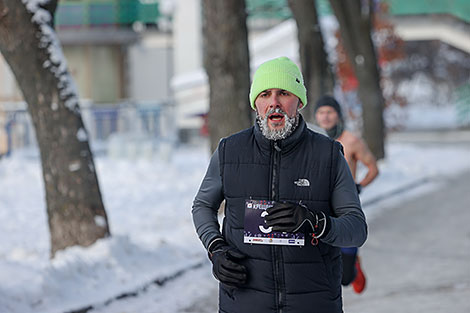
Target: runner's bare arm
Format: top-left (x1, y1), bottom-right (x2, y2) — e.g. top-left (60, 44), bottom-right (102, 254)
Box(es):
top-left (355, 139), bottom-right (379, 188)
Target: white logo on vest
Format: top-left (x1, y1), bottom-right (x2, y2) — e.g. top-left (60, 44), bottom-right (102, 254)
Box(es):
top-left (294, 178), bottom-right (310, 187)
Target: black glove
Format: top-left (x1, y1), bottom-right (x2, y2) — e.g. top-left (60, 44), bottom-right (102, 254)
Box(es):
top-left (208, 239), bottom-right (247, 288)
top-left (356, 183), bottom-right (362, 195)
top-left (265, 202), bottom-right (330, 238)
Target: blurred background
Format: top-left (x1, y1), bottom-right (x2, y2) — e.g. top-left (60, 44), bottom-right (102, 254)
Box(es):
top-left (0, 0), bottom-right (469, 158)
top-left (0, 1), bottom-right (469, 313)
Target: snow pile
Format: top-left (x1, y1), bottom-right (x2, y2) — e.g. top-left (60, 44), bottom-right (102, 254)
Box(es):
top-left (0, 145), bottom-right (209, 313)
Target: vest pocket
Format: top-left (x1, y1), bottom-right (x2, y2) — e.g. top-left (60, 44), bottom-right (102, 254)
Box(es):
top-left (320, 248), bottom-right (342, 299)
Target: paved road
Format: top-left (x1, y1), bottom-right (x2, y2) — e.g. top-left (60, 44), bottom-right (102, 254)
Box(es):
top-left (342, 170), bottom-right (470, 313)
top-left (180, 169), bottom-right (470, 313)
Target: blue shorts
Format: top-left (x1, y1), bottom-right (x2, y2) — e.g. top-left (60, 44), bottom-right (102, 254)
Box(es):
top-left (341, 247), bottom-right (358, 255)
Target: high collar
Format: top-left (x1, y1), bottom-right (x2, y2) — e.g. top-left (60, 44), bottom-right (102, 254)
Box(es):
top-left (254, 114), bottom-right (307, 153)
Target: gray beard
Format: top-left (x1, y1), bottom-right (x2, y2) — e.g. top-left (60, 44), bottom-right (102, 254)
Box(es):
top-left (257, 108), bottom-right (299, 141)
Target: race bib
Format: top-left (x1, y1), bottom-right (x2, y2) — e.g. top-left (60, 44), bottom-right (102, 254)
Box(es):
top-left (243, 199), bottom-right (305, 246)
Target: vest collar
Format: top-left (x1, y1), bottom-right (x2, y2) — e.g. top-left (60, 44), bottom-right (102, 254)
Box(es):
top-left (254, 114), bottom-right (307, 152)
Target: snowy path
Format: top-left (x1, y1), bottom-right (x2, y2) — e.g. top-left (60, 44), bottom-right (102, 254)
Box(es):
top-left (342, 170), bottom-right (470, 313)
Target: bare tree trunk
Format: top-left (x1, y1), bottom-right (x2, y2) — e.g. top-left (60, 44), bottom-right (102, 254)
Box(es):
top-left (202, 0), bottom-right (252, 152)
top-left (288, 0), bottom-right (335, 123)
top-left (329, 0), bottom-right (385, 159)
top-left (0, 0), bottom-right (110, 257)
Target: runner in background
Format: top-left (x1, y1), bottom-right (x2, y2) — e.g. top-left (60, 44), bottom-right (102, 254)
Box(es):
top-left (314, 95), bottom-right (379, 294)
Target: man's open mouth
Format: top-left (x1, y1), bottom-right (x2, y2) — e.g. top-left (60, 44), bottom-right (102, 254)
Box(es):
top-left (268, 113), bottom-right (285, 122)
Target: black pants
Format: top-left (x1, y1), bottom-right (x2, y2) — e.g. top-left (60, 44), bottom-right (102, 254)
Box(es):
top-left (341, 252), bottom-right (357, 286)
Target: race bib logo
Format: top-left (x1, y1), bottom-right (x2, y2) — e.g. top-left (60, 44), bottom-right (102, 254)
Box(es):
top-left (259, 211), bottom-right (272, 233)
top-left (243, 199), bottom-right (304, 246)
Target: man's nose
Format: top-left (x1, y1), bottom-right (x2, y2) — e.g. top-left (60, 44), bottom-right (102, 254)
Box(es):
top-left (269, 95), bottom-right (281, 108)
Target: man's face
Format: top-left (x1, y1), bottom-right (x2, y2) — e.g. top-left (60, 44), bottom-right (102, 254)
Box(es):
top-left (255, 88), bottom-right (300, 131)
top-left (315, 106), bottom-right (339, 130)
top-left (254, 88), bottom-right (301, 141)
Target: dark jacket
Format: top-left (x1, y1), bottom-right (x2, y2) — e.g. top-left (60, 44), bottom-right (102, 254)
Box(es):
top-left (192, 116), bottom-right (367, 313)
top-left (219, 116), bottom-right (343, 313)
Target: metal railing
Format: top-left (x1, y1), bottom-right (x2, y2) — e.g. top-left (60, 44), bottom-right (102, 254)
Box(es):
top-left (0, 100), bottom-right (176, 157)
top-left (55, 0), bottom-right (161, 28)
top-left (246, 0), bottom-right (470, 22)
top-left (0, 103), bottom-right (34, 156)
top-left (53, 0), bottom-right (470, 29)
top-left (246, 0), bottom-right (291, 20)
top-left (456, 84), bottom-right (470, 127)
top-left (385, 0), bottom-right (470, 23)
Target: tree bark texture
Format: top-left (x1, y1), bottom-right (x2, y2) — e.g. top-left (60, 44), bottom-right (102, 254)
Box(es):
top-left (0, 0), bottom-right (110, 257)
top-left (202, 0), bottom-right (252, 152)
top-left (329, 0), bottom-right (385, 159)
top-left (288, 0), bottom-right (335, 123)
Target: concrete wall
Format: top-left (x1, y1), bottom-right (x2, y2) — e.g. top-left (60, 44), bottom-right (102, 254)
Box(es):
top-left (64, 45), bottom-right (124, 103)
top-left (173, 0), bottom-right (202, 77)
top-left (392, 16), bottom-right (470, 54)
top-left (128, 32), bottom-right (173, 103)
top-left (0, 55), bottom-right (22, 102)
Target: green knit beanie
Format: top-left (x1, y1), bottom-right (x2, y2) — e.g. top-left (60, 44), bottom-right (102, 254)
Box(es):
top-left (249, 56), bottom-right (307, 110)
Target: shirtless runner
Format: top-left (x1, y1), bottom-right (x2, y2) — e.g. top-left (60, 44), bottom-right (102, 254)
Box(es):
top-left (314, 95), bottom-right (379, 294)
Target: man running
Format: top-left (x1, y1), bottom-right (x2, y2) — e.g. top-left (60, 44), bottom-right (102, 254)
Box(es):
top-left (192, 58), bottom-right (367, 313)
top-left (314, 95), bottom-right (379, 294)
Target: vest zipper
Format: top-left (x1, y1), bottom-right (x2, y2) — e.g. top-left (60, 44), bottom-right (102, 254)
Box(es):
top-left (271, 141), bottom-right (284, 313)
top-left (271, 142), bottom-right (281, 199)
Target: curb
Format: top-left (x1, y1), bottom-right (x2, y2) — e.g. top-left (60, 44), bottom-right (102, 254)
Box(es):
top-left (64, 262), bottom-right (205, 313)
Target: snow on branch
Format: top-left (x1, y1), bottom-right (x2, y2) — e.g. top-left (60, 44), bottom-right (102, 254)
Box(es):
top-left (22, 0), bottom-right (81, 114)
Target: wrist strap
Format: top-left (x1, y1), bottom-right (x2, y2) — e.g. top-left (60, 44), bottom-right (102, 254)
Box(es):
top-left (208, 237), bottom-right (224, 252)
top-left (308, 211), bottom-right (327, 246)
top-left (315, 212), bottom-right (327, 238)
top-left (207, 237), bottom-right (225, 260)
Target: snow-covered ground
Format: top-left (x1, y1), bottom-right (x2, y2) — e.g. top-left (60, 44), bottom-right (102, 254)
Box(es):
top-left (1, 134), bottom-right (470, 313)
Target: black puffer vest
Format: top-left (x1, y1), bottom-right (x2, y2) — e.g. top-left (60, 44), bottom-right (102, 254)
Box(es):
top-left (218, 117), bottom-right (344, 313)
